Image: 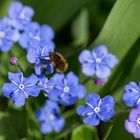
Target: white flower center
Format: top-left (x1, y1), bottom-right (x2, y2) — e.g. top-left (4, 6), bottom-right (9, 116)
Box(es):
top-left (43, 84), bottom-right (47, 89)
top-left (0, 31), bottom-right (5, 38)
top-left (49, 114), bottom-right (55, 120)
top-left (63, 86), bottom-right (70, 93)
top-left (137, 117), bottom-right (140, 125)
top-left (19, 84), bottom-right (25, 90)
top-left (96, 58), bottom-right (101, 63)
top-left (94, 107), bottom-right (100, 113)
top-left (34, 36), bottom-right (41, 41)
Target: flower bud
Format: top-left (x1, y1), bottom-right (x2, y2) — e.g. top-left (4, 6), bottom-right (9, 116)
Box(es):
top-left (9, 56), bottom-right (18, 65)
top-left (95, 79), bottom-right (107, 86)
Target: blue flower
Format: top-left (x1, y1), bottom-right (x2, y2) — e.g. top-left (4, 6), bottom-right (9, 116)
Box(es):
top-left (2, 72), bottom-right (40, 107)
top-left (19, 22), bottom-right (55, 50)
top-left (76, 93), bottom-right (115, 126)
top-left (38, 75), bottom-right (54, 93)
top-left (123, 82), bottom-right (140, 107)
top-left (36, 100), bottom-right (65, 134)
top-left (27, 45), bottom-right (54, 75)
top-left (0, 18), bottom-right (19, 52)
top-left (125, 106), bottom-right (140, 138)
top-left (79, 45), bottom-right (118, 79)
top-left (8, 2), bottom-right (34, 31)
top-left (47, 72), bottom-right (86, 106)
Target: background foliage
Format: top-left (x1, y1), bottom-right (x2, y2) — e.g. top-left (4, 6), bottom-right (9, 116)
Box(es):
top-left (0, 0), bottom-right (140, 139)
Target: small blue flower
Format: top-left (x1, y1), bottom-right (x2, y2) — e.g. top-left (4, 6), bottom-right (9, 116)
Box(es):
top-left (76, 93), bottom-right (115, 126)
top-left (2, 72), bottom-right (40, 107)
top-left (125, 106), bottom-right (140, 138)
top-left (27, 45), bottom-right (54, 75)
top-left (36, 100), bottom-right (65, 134)
top-left (0, 18), bottom-right (19, 52)
top-left (19, 22), bottom-right (55, 50)
top-left (123, 82), bottom-right (140, 107)
top-left (79, 45), bottom-right (118, 79)
top-left (38, 75), bottom-right (54, 93)
top-left (47, 72), bottom-right (86, 106)
top-left (8, 2), bottom-right (34, 31)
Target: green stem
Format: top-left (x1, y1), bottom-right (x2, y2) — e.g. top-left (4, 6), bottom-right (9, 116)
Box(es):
top-left (102, 123), bottom-right (113, 140)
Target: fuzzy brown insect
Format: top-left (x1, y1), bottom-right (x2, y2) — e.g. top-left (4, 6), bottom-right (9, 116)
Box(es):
top-left (49, 52), bottom-right (68, 73)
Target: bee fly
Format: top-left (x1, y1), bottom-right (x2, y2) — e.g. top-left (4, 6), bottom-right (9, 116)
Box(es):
top-left (49, 52), bottom-right (68, 73)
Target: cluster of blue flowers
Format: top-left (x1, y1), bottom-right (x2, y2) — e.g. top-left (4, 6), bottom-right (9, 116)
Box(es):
top-left (123, 82), bottom-right (140, 138)
top-left (1, 1), bottom-right (124, 136)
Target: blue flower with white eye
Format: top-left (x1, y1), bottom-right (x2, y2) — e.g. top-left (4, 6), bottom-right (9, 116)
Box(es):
top-left (123, 82), bottom-right (140, 107)
top-left (38, 75), bottom-right (54, 93)
top-left (36, 100), bottom-right (65, 134)
top-left (76, 93), bottom-right (115, 126)
top-left (19, 22), bottom-right (55, 50)
top-left (0, 18), bottom-right (19, 52)
top-left (79, 45), bottom-right (118, 79)
top-left (27, 45), bottom-right (54, 75)
top-left (8, 2), bottom-right (34, 31)
top-left (2, 72), bottom-right (40, 107)
top-left (47, 72), bottom-right (86, 106)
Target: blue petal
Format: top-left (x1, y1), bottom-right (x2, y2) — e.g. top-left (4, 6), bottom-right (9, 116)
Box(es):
top-left (96, 64), bottom-right (111, 79)
top-left (71, 85), bottom-right (86, 98)
top-left (59, 94), bottom-right (77, 106)
top-left (34, 64), bottom-right (42, 75)
top-left (123, 91), bottom-right (140, 107)
top-left (82, 63), bottom-right (95, 76)
top-left (44, 100), bottom-right (60, 112)
top-left (40, 40), bottom-right (55, 50)
top-left (125, 82), bottom-right (140, 93)
top-left (48, 89), bottom-right (62, 101)
top-left (25, 85), bottom-right (40, 97)
top-left (53, 118), bottom-right (65, 132)
top-left (66, 72), bottom-right (79, 86)
top-left (101, 95), bottom-right (115, 110)
top-left (19, 33), bottom-right (30, 49)
top-left (11, 90), bottom-right (26, 107)
top-left (86, 93), bottom-right (100, 108)
top-left (40, 122), bottom-right (52, 134)
top-left (102, 54), bottom-right (118, 68)
top-left (83, 114), bottom-right (100, 126)
top-left (99, 110), bottom-right (115, 122)
top-left (27, 48), bottom-right (39, 63)
top-left (9, 2), bottom-right (23, 19)
top-left (99, 96), bottom-right (115, 121)
top-left (45, 64), bottom-right (54, 75)
top-left (6, 29), bottom-right (20, 42)
top-left (125, 120), bottom-right (136, 134)
top-left (76, 105), bottom-right (93, 116)
top-left (2, 83), bottom-right (18, 98)
top-left (20, 6), bottom-right (34, 21)
top-left (8, 72), bottom-right (23, 84)
top-left (36, 109), bottom-right (45, 121)
top-left (92, 45), bottom-right (108, 58)
top-left (79, 50), bottom-right (93, 63)
top-left (40, 25), bottom-right (55, 40)
top-left (129, 108), bottom-right (139, 121)
top-left (0, 39), bottom-right (13, 52)
top-left (23, 74), bottom-right (38, 86)
top-left (50, 73), bottom-right (64, 87)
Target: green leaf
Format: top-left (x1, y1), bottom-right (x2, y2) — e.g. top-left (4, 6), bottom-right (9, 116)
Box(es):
top-left (0, 109), bottom-right (27, 140)
top-left (71, 125), bottom-right (99, 140)
top-left (90, 0), bottom-right (140, 60)
top-left (22, 0), bottom-right (91, 32)
top-left (71, 8), bottom-right (89, 46)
